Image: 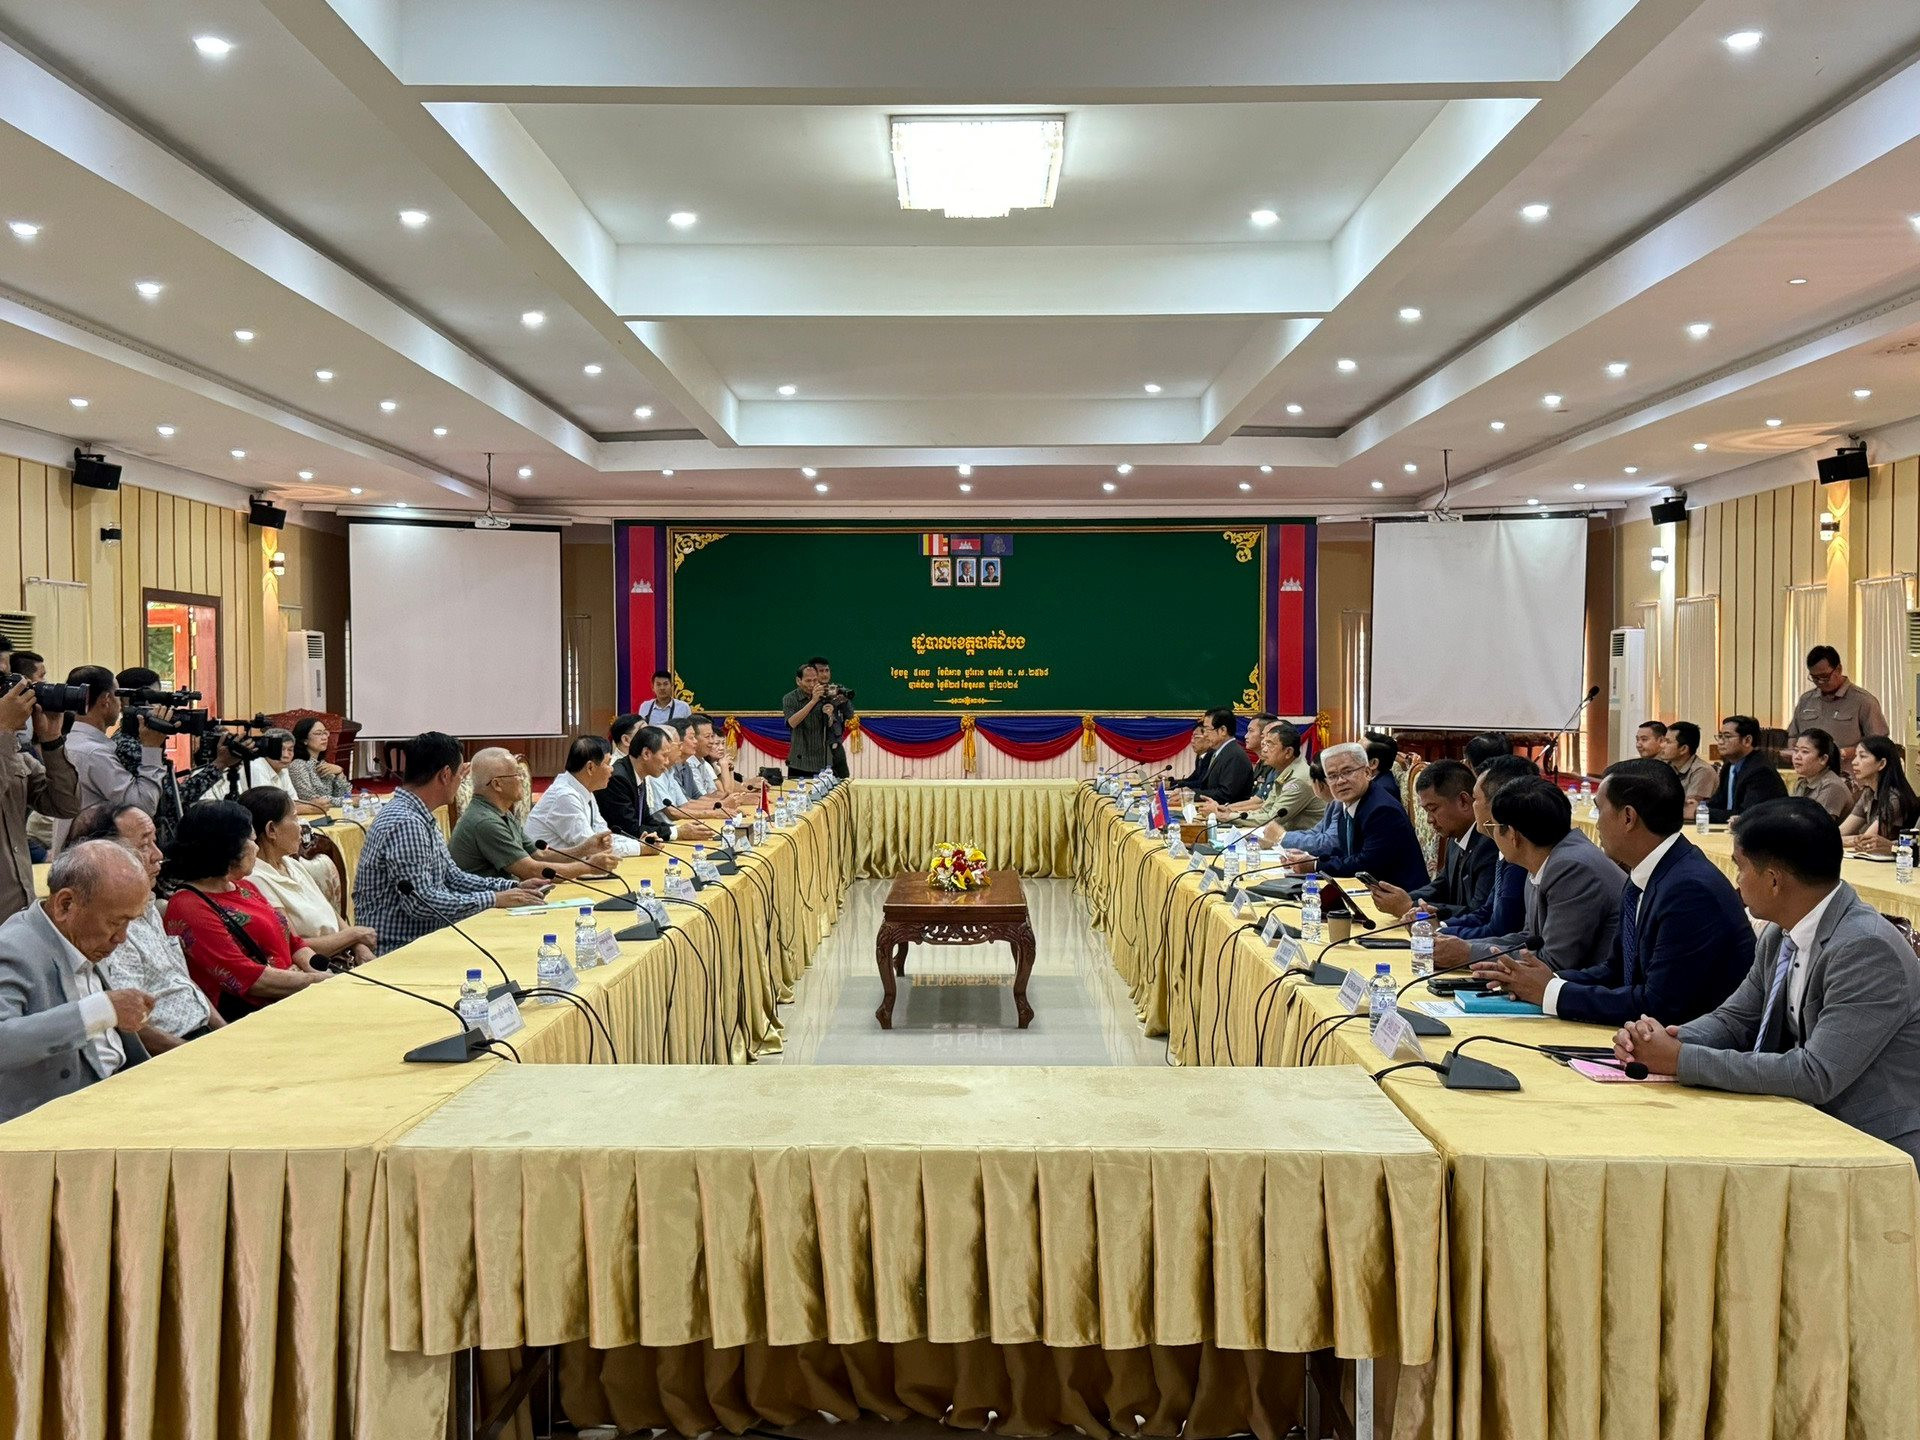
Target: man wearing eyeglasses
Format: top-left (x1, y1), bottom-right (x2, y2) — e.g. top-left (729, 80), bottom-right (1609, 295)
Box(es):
top-left (1707, 715), bottom-right (1787, 824)
top-left (1283, 740), bottom-right (1426, 890)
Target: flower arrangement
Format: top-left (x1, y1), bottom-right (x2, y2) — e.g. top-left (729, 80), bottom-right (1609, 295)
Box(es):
top-left (928, 842), bottom-right (990, 892)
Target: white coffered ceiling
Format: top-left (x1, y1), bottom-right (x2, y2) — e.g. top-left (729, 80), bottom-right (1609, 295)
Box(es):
top-left (0, 0), bottom-right (1918, 521)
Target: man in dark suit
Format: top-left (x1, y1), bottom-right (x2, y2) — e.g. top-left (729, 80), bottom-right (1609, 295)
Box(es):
top-left (1706, 714), bottom-right (1787, 823)
top-left (598, 725), bottom-right (713, 844)
top-left (1171, 708), bottom-right (1255, 806)
top-left (1289, 741), bottom-right (1427, 890)
top-left (1484, 758), bottom-right (1751, 1025)
top-left (1617, 798), bottom-right (1920, 1168)
top-left (1364, 758), bottom-right (1496, 921)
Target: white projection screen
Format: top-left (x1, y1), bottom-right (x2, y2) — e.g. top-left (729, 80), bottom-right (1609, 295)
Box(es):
top-left (348, 522), bottom-right (563, 737)
top-left (1370, 518), bottom-right (1588, 731)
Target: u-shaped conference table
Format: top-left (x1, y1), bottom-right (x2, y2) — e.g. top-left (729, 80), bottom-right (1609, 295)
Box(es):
top-left (0, 779), bottom-right (1913, 1440)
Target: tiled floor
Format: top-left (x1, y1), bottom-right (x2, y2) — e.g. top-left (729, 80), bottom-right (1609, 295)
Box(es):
top-left (773, 878), bottom-right (1166, 1067)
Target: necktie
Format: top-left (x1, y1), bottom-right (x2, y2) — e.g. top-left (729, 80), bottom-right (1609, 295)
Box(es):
top-left (1753, 936), bottom-right (1797, 1052)
top-left (1618, 880), bottom-right (1643, 984)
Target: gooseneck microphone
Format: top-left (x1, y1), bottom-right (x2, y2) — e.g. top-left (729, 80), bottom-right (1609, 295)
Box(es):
top-left (395, 878), bottom-right (526, 1003)
top-left (337, 968), bottom-right (517, 1064)
top-left (1547, 684), bottom-right (1604, 777)
top-left (532, 839), bottom-right (638, 911)
top-left (1298, 941), bottom-right (1531, 1066)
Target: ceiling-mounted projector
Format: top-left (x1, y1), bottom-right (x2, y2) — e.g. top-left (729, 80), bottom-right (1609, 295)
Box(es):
top-left (473, 513), bottom-right (511, 530)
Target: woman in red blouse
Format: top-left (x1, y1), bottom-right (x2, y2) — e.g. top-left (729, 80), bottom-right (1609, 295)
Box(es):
top-left (161, 801), bottom-right (328, 1018)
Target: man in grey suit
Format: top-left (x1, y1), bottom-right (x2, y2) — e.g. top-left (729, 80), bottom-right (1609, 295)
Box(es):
top-left (1431, 776), bottom-right (1624, 975)
top-left (0, 840), bottom-right (155, 1123)
top-left (1616, 797), bottom-right (1920, 1167)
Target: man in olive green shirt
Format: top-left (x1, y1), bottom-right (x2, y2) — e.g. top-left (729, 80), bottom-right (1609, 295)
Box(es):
top-left (450, 748), bottom-right (612, 881)
top-left (1660, 721), bottom-right (1719, 804)
top-left (782, 663), bottom-right (835, 778)
top-left (1790, 646), bottom-right (1888, 752)
top-left (1203, 723), bottom-right (1326, 833)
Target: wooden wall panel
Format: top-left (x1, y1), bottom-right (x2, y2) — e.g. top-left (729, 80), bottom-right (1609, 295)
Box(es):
top-left (0, 455), bottom-right (19, 612)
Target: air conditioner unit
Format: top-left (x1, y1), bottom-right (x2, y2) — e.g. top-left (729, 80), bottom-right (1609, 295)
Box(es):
top-left (285, 630), bottom-right (326, 710)
top-left (0, 612), bottom-right (33, 650)
top-left (1907, 611), bottom-right (1920, 753)
top-left (1607, 627), bottom-right (1647, 765)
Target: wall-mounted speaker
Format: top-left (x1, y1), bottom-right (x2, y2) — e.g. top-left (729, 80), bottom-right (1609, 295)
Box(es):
top-left (1817, 446), bottom-right (1869, 484)
top-left (71, 449), bottom-right (122, 490)
top-left (247, 496), bottom-right (289, 529)
top-left (1650, 495), bottom-right (1688, 526)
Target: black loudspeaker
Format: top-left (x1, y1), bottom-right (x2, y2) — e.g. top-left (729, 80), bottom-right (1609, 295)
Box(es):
top-left (71, 450), bottom-right (122, 490)
top-left (1817, 447), bottom-right (1869, 484)
top-left (1650, 495), bottom-right (1688, 526)
top-left (247, 496), bottom-right (289, 529)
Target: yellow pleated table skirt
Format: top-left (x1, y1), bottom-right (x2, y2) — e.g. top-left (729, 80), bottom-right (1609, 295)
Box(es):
top-left (849, 778), bottom-right (1081, 878)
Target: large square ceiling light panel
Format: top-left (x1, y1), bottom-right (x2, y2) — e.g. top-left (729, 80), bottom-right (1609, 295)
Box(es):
top-left (891, 115), bottom-right (1064, 219)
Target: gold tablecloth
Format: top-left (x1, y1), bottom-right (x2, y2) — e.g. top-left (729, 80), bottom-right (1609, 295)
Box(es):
top-left (1077, 785), bottom-right (1920, 1439)
top-left (376, 1064), bottom-right (1445, 1439)
top-left (0, 789), bottom-right (851, 1440)
top-left (849, 779), bottom-right (1080, 878)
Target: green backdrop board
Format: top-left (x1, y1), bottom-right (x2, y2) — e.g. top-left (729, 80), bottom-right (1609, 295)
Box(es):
top-left (666, 526), bottom-right (1268, 714)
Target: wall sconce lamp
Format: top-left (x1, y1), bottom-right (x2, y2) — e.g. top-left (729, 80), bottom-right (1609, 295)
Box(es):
top-left (1819, 510), bottom-right (1839, 543)
top-left (99, 526), bottom-right (121, 546)
top-left (1650, 546), bottom-right (1670, 573)
top-left (269, 550), bottom-right (286, 578)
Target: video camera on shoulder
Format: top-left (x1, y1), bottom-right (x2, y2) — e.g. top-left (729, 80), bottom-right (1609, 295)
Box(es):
top-left (217, 714), bottom-right (284, 766)
top-left (2, 673), bottom-right (88, 713)
top-left (117, 685), bottom-right (213, 738)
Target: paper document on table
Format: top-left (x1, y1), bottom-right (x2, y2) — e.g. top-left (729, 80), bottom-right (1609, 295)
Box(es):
top-left (1412, 999), bottom-right (1465, 1019)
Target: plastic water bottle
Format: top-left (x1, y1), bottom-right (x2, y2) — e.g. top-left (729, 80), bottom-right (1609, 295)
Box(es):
top-left (1206, 813), bottom-right (1220, 849)
top-left (636, 879), bottom-right (667, 929)
top-left (666, 857), bottom-right (686, 896)
top-left (1410, 909), bottom-right (1435, 978)
top-left (1368, 962), bottom-right (1397, 1028)
top-left (456, 967), bottom-right (490, 1034)
top-left (1899, 836), bottom-right (1914, 886)
top-left (1300, 875), bottom-right (1323, 945)
top-left (1695, 800), bottom-right (1710, 834)
top-left (1246, 836), bottom-right (1262, 866)
top-left (691, 844), bottom-right (708, 876)
top-left (534, 934), bottom-right (571, 1003)
top-left (573, 907), bottom-right (599, 970)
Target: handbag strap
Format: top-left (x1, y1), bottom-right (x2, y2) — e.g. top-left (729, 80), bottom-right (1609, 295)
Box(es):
top-left (176, 883), bottom-right (276, 969)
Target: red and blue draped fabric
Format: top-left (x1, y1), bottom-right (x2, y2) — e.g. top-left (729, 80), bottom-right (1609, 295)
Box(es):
top-left (1092, 716), bottom-right (1198, 762)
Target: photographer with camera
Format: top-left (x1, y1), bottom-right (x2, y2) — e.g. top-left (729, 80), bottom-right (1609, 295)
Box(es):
top-left (810, 656), bottom-right (854, 780)
top-left (8, 652), bottom-right (45, 755)
top-left (52, 666), bottom-right (176, 852)
top-left (102, 668), bottom-right (245, 850)
top-left (0, 672), bottom-right (82, 923)
top-left (782, 660), bottom-right (837, 781)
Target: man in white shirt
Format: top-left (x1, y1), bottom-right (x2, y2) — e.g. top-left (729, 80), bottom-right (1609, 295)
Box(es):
top-left (525, 737), bottom-right (651, 859)
top-left (0, 839), bottom-right (156, 1122)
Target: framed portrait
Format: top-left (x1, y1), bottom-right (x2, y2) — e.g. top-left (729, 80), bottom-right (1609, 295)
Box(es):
top-left (979, 557), bottom-right (1002, 587)
top-left (954, 556), bottom-right (978, 586)
top-left (931, 557), bottom-right (952, 587)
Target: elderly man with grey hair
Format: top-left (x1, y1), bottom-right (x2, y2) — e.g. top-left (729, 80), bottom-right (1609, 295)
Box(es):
top-left (1272, 740), bottom-right (1428, 891)
top-left (0, 839), bottom-right (156, 1122)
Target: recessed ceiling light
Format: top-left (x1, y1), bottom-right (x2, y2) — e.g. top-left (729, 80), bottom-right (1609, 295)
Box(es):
top-left (349, 487), bottom-right (363, 495)
top-left (1260, 465), bottom-right (1273, 474)
top-left (520, 310), bottom-right (545, 329)
top-left (583, 364), bottom-right (602, 376)
top-left (1788, 276), bottom-right (1808, 285)
top-left (1520, 203), bottom-right (1551, 222)
top-left (957, 463), bottom-right (972, 476)
top-left (1854, 388), bottom-right (1873, 399)
top-left (668, 211), bottom-right (698, 229)
top-left (1527, 498), bottom-right (1541, 507)
top-left (315, 369), bottom-right (334, 382)
top-left (958, 482), bottom-right (973, 493)
top-left (1605, 362), bottom-right (1628, 378)
top-left (1543, 393), bottom-right (1564, 407)
top-left (398, 209), bottom-right (430, 229)
top-left (1490, 420), bottom-right (1506, 431)
top-left (1686, 321), bottom-right (1712, 339)
top-left (1692, 442), bottom-right (1709, 451)
top-left (379, 399), bottom-right (398, 413)
top-left (1238, 481), bottom-right (1252, 492)
top-left (1573, 483), bottom-right (1587, 491)
top-left (1722, 29), bottom-right (1763, 53)
top-left (1336, 358), bottom-right (1357, 373)
top-left (1624, 466), bottom-right (1639, 475)
top-left (634, 406), bottom-right (653, 420)
top-left (801, 466), bottom-right (818, 478)
top-left (813, 482), bottom-right (829, 494)
top-left (395, 502), bottom-right (409, 510)
top-left (297, 469), bottom-right (314, 481)
top-left (68, 396), bottom-right (91, 410)
top-left (1370, 480), bottom-right (1385, 491)
top-left (661, 469), bottom-right (674, 477)
top-left (233, 329), bottom-right (254, 343)
top-left (1909, 215), bottom-right (1920, 233)
top-left (155, 424), bottom-right (175, 437)
top-left (891, 115), bottom-right (1064, 217)
top-left (134, 280), bottom-right (163, 299)
top-left (1102, 481), bottom-right (1117, 493)
top-left (777, 383), bottom-right (797, 397)
top-left (1403, 462), bottom-right (1418, 474)
top-left (1143, 382), bottom-right (1162, 394)
top-left (192, 35), bottom-right (234, 58)
top-left (432, 426), bottom-right (448, 437)
top-left (230, 449), bottom-right (246, 460)
top-left (1398, 307), bottom-right (1422, 322)
top-left (8, 221), bottom-right (40, 239)
top-left (1116, 463), bottom-right (1133, 475)
top-left (1250, 208), bottom-right (1279, 227)
top-left (1765, 417), bottom-right (1783, 428)
top-left (1284, 404), bottom-right (1303, 416)
top-left (517, 466), bottom-right (533, 479)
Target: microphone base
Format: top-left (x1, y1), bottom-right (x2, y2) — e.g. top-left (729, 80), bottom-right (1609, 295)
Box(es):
top-left (404, 1028), bottom-right (492, 1064)
top-left (306, 816), bottom-right (334, 828)
top-left (710, 857), bottom-right (740, 875)
top-left (616, 917), bottom-right (663, 943)
top-left (486, 981), bottom-right (528, 1005)
top-left (1307, 961), bottom-right (1350, 986)
top-left (593, 895), bottom-right (638, 913)
top-left (1441, 1053), bottom-right (1522, 1091)
top-left (1399, 1006), bottom-right (1451, 1037)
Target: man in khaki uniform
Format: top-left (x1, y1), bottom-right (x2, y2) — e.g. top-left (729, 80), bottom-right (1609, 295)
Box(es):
top-left (1660, 721), bottom-right (1719, 804)
top-left (1790, 646), bottom-right (1888, 753)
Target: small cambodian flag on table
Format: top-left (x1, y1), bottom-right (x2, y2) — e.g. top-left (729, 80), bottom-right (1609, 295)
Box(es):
top-left (1152, 782), bottom-right (1171, 830)
top-left (921, 533), bottom-right (950, 556)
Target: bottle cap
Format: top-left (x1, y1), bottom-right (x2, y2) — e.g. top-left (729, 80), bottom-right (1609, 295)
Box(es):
top-left (1415, 909), bottom-right (1430, 920)
top-left (466, 968), bottom-right (482, 981)
top-left (543, 934), bottom-right (557, 944)
top-left (579, 906), bottom-right (591, 916)
top-left (1377, 961), bottom-right (1393, 975)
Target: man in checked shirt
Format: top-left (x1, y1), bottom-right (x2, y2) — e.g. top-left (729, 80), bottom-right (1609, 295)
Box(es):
top-left (352, 732), bottom-right (546, 954)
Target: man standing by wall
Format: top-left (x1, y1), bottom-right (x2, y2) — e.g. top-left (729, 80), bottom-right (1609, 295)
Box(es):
top-left (783, 662), bottom-right (835, 780)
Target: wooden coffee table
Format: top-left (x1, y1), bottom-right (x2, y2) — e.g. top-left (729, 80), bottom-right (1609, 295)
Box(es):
top-left (874, 870), bottom-right (1036, 1030)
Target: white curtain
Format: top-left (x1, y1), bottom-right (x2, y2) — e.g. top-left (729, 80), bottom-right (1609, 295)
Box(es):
top-left (1781, 585), bottom-right (1828, 727)
top-left (1634, 600), bottom-right (1661, 721)
top-left (1855, 576), bottom-right (1913, 750)
top-left (1672, 596), bottom-right (1720, 731)
top-left (1340, 608), bottom-right (1371, 740)
top-left (21, 578), bottom-right (90, 678)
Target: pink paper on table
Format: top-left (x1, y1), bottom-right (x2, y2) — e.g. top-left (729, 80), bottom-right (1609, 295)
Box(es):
top-left (1570, 1058), bottom-right (1676, 1084)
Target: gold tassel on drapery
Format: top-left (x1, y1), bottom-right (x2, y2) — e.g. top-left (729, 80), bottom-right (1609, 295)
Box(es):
top-left (845, 715), bottom-right (863, 754)
top-left (1312, 712), bottom-right (1333, 751)
top-left (961, 714), bottom-right (977, 774)
top-left (724, 716), bottom-right (742, 754)
top-left (1080, 714), bottom-right (1097, 761)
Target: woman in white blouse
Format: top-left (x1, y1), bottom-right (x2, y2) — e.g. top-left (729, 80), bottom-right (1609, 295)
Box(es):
top-left (236, 786), bottom-right (377, 965)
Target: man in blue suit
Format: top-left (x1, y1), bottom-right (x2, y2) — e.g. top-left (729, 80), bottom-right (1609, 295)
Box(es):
top-left (1439, 755), bottom-right (1536, 941)
top-left (1286, 741), bottom-right (1427, 891)
top-left (1480, 757), bottom-right (1752, 1025)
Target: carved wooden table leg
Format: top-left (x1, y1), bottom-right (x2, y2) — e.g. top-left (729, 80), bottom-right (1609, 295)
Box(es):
top-left (874, 922), bottom-right (914, 1029)
top-left (1010, 920), bottom-right (1038, 1028)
